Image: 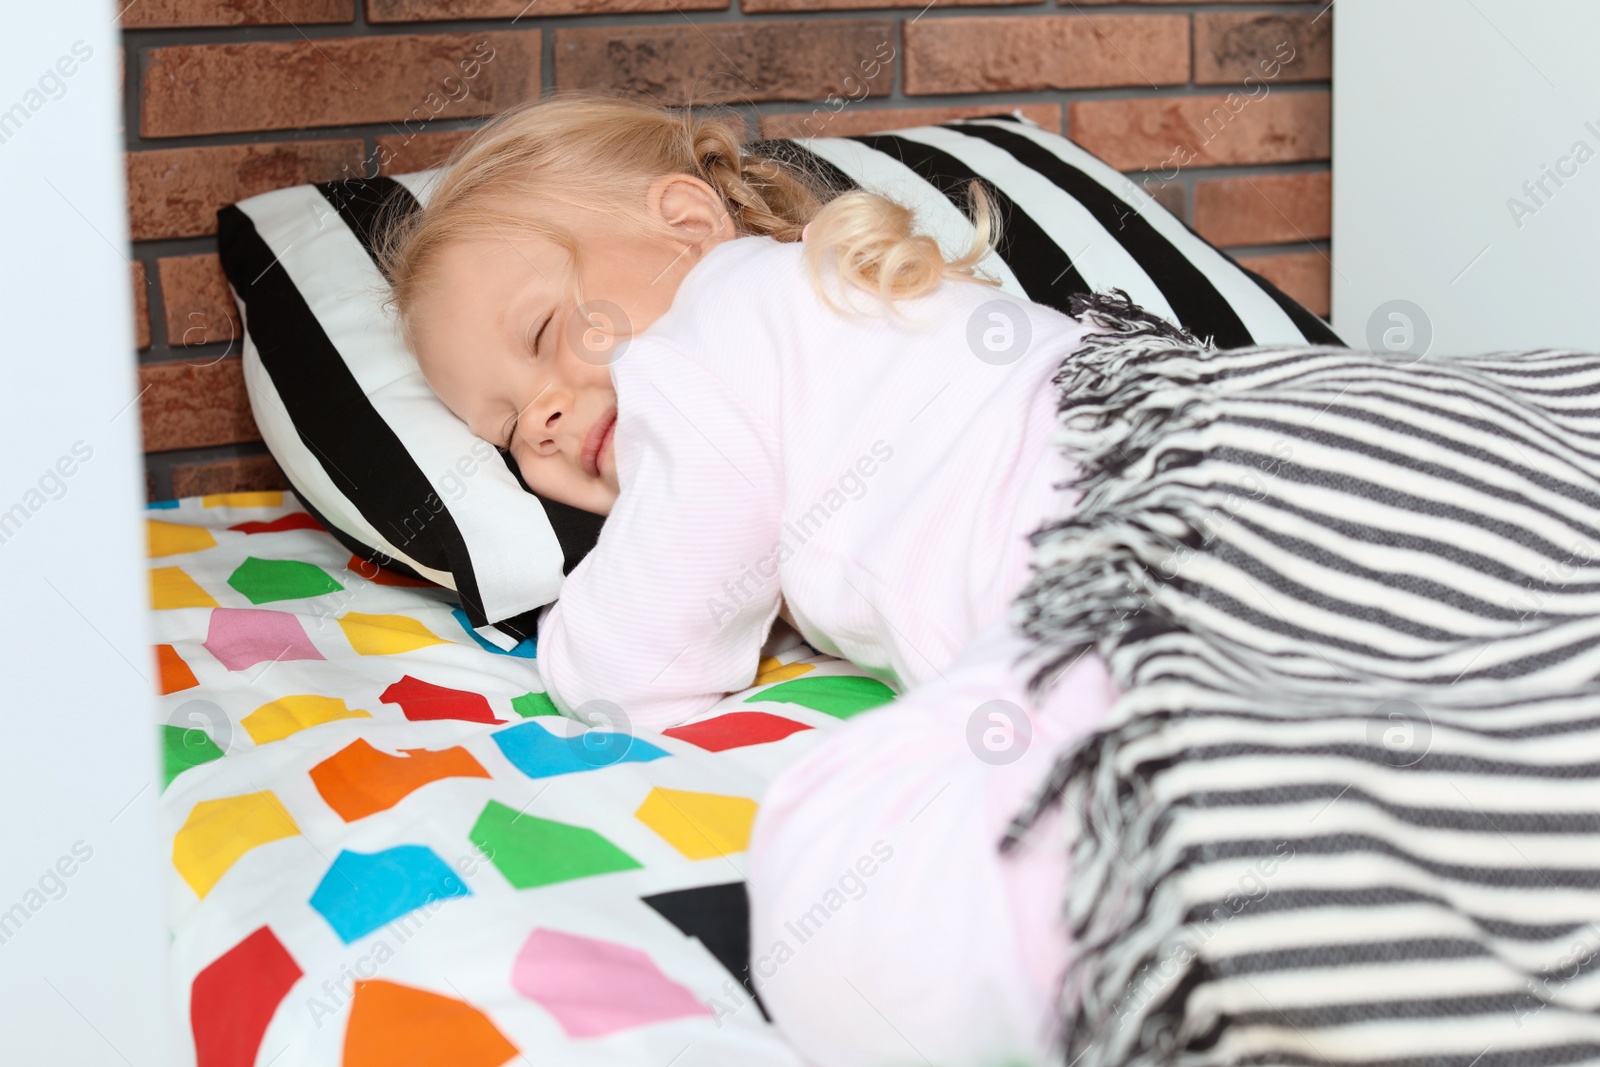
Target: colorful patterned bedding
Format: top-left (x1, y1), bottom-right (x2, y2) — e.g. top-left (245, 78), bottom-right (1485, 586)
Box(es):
top-left (149, 491), bottom-right (895, 1067)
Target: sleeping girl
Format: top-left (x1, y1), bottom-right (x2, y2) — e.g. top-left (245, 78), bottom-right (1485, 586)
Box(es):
top-left (378, 93), bottom-right (1117, 1067)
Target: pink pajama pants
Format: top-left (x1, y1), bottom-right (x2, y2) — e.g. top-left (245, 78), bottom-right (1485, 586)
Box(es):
top-left (747, 617), bottom-right (1118, 1067)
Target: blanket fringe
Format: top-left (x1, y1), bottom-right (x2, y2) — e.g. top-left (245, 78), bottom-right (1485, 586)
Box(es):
top-left (1009, 289), bottom-right (1220, 700)
top-left (1003, 290), bottom-right (1246, 1067)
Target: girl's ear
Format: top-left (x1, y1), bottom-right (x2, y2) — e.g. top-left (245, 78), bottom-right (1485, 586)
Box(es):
top-left (648, 173), bottom-right (735, 245)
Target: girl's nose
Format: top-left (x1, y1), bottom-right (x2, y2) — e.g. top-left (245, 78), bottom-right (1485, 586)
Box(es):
top-left (515, 387), bottom-right (566, 458)
top-left (526, 414), bottom-right (560, 456)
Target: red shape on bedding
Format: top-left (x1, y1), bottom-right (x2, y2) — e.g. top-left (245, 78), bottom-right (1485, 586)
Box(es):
top-left (311, 738), bottom-right (492, 822)
top-left (381, 675), bottom-right (503, 724)
top-left (156, 644), bottom-right (199, 694)
top-left (662, 711), bottom-right (812, 752)
top-left (347, 554), bottom-right (435, 587)
top-left (190, 925), bottom-right (302, 1067)
top-left (228, 513), bottom-right (323, 535)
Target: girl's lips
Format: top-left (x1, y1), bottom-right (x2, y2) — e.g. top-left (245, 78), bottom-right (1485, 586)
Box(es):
top-left (581, 407), bottom-right (616, 478)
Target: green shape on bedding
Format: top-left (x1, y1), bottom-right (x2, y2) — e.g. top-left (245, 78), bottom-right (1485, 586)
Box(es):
top-left (161, 723), bottom-right (225, 788)
top-left (469, 800), bottom-right (641, 889)
top-left (511, 691), bottom-right (561, 718)
top-left (744, 675), bottom-right (896, 719)
top-left (226, 556), bottom-right (344, 604)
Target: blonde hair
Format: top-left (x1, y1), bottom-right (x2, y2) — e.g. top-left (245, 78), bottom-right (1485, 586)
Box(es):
top-left (377, 92), bottom-right (999, 342)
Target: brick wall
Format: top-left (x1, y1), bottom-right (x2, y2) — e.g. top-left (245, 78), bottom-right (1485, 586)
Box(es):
top-left (124, 0), bottom-right (1332, 500)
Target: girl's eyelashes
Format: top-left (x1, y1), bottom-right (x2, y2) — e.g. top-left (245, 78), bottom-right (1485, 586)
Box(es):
top-left (530, 310), bottom-right (553, 355)
top-left (503, 310), bottom-right (552, 451)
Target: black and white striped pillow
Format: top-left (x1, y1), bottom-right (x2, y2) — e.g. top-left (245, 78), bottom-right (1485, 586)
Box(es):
top-left (217, 114), bottom-right (1341, 639)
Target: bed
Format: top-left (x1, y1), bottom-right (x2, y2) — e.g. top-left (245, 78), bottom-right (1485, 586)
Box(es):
top-left (148, 489), bottom-right (890, 1067)
top-left (162, 118), bottom-right (1351, 1067)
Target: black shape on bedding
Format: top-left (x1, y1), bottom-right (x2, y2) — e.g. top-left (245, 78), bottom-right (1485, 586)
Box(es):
top-left (642, 882), bottom-right (770, 1021)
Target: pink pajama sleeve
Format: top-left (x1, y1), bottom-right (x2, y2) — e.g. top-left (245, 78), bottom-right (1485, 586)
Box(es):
top-left (535, 337), bottom-right (787, 730)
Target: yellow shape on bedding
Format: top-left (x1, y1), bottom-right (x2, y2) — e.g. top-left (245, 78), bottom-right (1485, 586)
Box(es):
top-left (635, 787), bottom-right (757, 860)
top-left (754, 656), bottom-right (815, 686)
top-left (172, 790), bottom-right (300, 899)
top-left (202, 491), bottom-right (283, 508)
top-left (337, 612), bottom-right (447, 656)
top-left (147, 519), bottom-right (217, 558)
top-left (241, 694), bottom-right (372, 745)
top-left (150, 566), bottom-right (220, 610)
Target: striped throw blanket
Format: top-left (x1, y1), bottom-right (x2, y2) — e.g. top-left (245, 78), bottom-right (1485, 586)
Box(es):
top-left (1005, 292), bottom-right (1600, 1067)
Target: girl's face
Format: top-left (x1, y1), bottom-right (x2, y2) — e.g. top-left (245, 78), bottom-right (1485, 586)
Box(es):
top-left (410, 175), bottom-right (735, 517)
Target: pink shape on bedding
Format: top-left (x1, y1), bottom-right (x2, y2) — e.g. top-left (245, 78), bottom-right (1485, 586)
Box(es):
top-left (203, 608), bottom-right (325, 671)
top-left (380, 675), bottom-right (503, 724)
top-left (190, 925), bottom-right (302, 1067)
top-left (512, 928), bottom-right (712, 1038)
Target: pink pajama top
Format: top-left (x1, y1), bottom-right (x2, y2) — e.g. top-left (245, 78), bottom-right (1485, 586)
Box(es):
top-left (536, 234), bottom-right (1098, 730)
top-left (534, 234), bottom-right (1117, 1065)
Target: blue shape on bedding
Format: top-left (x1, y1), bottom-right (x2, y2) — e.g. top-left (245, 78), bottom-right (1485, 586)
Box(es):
top-left (451, 608), bottom-right (537, 659)
top-left (308, 845), bottom-right (470, 944)
top-left (148, 499), bottom-right (180, 510)
top-left (492, 720), bottom-right (669, 779)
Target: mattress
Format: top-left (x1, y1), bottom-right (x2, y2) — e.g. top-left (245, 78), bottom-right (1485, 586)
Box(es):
top-left (148, 491), bottom-right (893, 1067)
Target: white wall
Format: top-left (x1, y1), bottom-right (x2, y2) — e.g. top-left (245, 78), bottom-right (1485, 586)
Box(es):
top-left (1333, 0), bottom-right (1600, 357)
top-left (0, 3), bottom-right (172, 1064)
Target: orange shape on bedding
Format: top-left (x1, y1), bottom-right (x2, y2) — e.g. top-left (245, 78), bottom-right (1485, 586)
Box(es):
top-left (754, 656), bottom-right (815, 686)
top-left (150, 566), bottom-right (220, 610)
top-left (155, 644), bottom-right (199, 694)
top-left (310, 738), bottom-right (491, 822)
top-left (343, 980), bottom-right (518, 1067)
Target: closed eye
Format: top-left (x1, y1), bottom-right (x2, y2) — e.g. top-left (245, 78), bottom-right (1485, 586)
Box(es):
top-left (529, 310), bottom-right (553, 356)
top-left (501, 311), bottom-right (554, 451)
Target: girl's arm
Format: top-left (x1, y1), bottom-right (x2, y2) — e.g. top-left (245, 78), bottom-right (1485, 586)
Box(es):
top-left (535, 338), bottom-right (785, 730)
